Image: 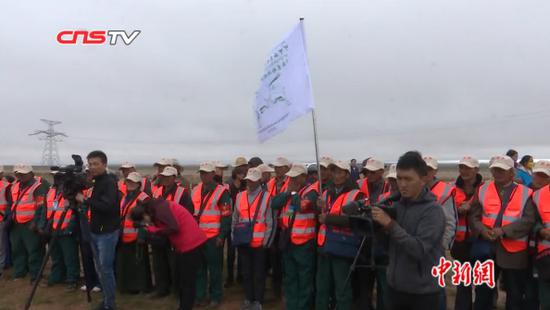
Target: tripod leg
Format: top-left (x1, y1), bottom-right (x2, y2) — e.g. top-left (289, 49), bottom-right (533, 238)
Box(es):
top-left (343, 235), bottom-right (368, 289)
top-left (25, 236), bottom-right (57, 310)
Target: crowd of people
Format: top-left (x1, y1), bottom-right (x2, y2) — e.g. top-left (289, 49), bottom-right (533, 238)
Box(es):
top-left (0, 149), bottom-right (549, 310)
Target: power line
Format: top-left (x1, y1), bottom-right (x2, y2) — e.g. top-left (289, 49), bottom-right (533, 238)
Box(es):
top-left (29, 119), bottom-right (67, 166)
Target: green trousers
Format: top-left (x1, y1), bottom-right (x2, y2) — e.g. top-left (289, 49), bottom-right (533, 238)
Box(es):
top-left (48, 234), bottom-right (80, 284)
top-left (116, 242), bottom-right (152, 294)
top-left (315, 253), bottom-right (353, 310)
top-left (10, 223), bottom-right (44, 280)
top-left (540, 278), bottom-right (550, 310)
top-left (283, 240), bottom-right (316, 310)
top-left (196, 237), bottom-right (223, 303)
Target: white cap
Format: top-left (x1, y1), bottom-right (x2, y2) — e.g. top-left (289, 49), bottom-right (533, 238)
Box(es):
top-left (386, 164), bottom-right (397, 179)
top-left (214, 161), bottom-right (229, 169)
top-left (244, 167), bottom-right (262, 182)
top-left (272, 157), bottom-right (291, 168)
top-left (160, 166), bottom-right (178, 177)
top-left (154, 158), bottom-right (173, 166)
top-left (120, 162), bottom-right (135, 169)
top-left (257, 164), bottom-right (274, 173)
top-left (459, 156), bottom-right (480, 168)
top-left (330, 160), bottom-right (351, 173)
top-left (14, 164), bottom-right (33, 174)
top-left (233, 156), bottom-right (248, 167)
top-left (364, 158), bottom-right (384, 171)
top-left (489, 155), bottom-right (514, 171)
top-left (198, 162), bottom-right (216, 173)
top-left (126, 172), bottom-right (142, 183)
top-left (319, 156), bottom-right (335, 168)
top-left (423, 156), bottom-right (438, 170)
top-left (533, 160), bottom-right (550, 177)
top-left (286, 164), bottom-right (307, 178)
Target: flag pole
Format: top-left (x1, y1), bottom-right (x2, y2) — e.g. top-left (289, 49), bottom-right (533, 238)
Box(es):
top-left (312, 109), bottom-right (323, 192)
top-left (300, 17), bottom-right (323, 192)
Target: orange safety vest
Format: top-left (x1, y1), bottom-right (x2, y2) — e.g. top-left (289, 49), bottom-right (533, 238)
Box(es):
top-left (453, 187), bottom-right (474, 242)
top-left (191, 183), bottom-right (226, 239)
top-left (51, 196), bottom-right (73, 231)
top-left (0, 180), bottom-right (9, 222)
top-left (317, 189), bottom-right (360, 247)
top-left (357, 178), bottom-right (390, 203)
top-left (11, 180), bottom-right (42, 224)
top-left (280, 184), bottom-right (318, 245)
top-left (46, 188), bottom-right (61, 220)
top-left (431, 181), bottom-right (454, 206)
top-left (118, 177), bottom-right (148, 196)
top-left (532, 185), bottom-right (550, 254)
top-left (479, 181), bottom-right (532, 253)
top-left (83, 188), bottom-right (93, 222)
top-left (120, 191), bottom-right (149, 243)
top-left (235, 190), bottom-right (271, 248)
top-left (267, 177), bottom-right (290, 196)
top-left (153, 184), bottom-right (186, 205)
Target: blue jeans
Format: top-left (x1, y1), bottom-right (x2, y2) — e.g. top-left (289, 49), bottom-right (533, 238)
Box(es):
top-left (90, 230), bottom-right (119, 308)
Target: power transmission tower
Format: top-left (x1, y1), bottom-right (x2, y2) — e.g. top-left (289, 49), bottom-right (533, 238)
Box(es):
top-left (29, 119), bottom-right (68, 166)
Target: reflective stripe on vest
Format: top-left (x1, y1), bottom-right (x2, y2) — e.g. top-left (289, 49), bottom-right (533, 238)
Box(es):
top-left (192, 183), bottom-right (225, 238)
top-left (0, 181), bottom-right (8, 221)
top-left (11, 181), bottom-right (42, 224)
top-left (453, 187), bottom-right (473, 242)
top-left (153, 185), bottom-right (186, 206)
top-left (52, 198), bottom-right (72, 231)
top-left (533, 186), bottom-right (550, 253)
top-left (431, 181), bottom-right (454, 206)
top-left (479, 181), bottom-right (532, 253)
top-left (280, 184), bottom-right (319, 245)
top-left (46, 188), bottom-right (60, 220)
top-left (120, 191), bottom-right (149, 243)
top-left (235, 190), bottom-right (271, 248)
top-left (267, 177), bottom-right (289, 196)
top-left (317, 189), bottom-right (360, 247)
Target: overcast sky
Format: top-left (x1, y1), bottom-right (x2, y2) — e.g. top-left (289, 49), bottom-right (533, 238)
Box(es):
top-left (2, 0), bottom-right (550, 166)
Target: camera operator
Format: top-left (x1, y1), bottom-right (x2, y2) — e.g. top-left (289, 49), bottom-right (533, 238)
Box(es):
top-left (75, 151), bottom-right (120, 310)
top-left (315, 160), bottom-right (365, 310)
top-left (131, 198), bottom-right (207, 310)
top-left (45, 186), bottom-right (80, 290)
top-left (370, 151), bottom-right (445, 309)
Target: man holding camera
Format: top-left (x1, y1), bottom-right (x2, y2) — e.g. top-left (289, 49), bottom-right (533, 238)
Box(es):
top-left (370, 151), bottom-right (446, 309)
top-left (76, 151), bottom-right (120, 310)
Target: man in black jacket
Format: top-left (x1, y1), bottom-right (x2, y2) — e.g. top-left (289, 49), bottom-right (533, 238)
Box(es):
top-left (371, 151), bottom-right (445, 310)
top-left (76, 150), bottom-right (120, 310)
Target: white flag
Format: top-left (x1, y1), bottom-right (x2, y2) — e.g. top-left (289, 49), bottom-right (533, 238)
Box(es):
top-left (254, 20), bottom-right (315, 143)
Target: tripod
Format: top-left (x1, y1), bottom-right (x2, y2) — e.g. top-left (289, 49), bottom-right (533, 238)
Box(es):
top-left (25, 200), bottom-right (92, 309)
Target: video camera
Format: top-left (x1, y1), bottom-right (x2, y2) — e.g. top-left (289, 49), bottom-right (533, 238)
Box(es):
top-left (50, 154), bottom-right (88, 203)
top-left (343, 191), bottom-right (400, 237)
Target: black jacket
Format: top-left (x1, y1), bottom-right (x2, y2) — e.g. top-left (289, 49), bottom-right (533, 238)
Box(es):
top-left (87, 172), bottom-right (120, 234)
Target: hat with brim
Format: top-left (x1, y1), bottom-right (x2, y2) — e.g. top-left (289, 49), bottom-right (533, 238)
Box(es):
top-left (160, 166), bottom-right (178, 177)
top-left (244, 168), bottom-right (262, 182)
top-left (14, 164), bottom-right (33, 174)
top-left (126, 172), bottom-right (142, 183)
top-left (273, 157), bottom-right (291, 168)
top-left (257, 164), bottom-right (274, 173)
top-left (198, 162), bottom-right (216, 173)
top-left (364, 158), bottom-right (384, 172)
top-left (489, 155), bottom-right (514, 171)
top-left (286, 164), bottom-right (307, 178)
top-left (330, 160), bottom-right (351, 173)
